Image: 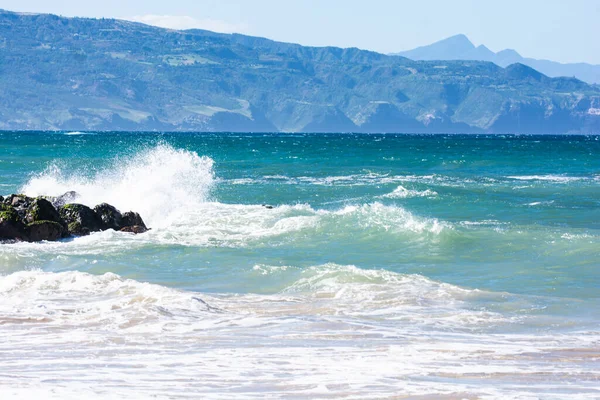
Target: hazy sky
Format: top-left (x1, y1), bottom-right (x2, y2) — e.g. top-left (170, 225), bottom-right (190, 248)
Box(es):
top-left (2, 0), bottom-right (599, 64)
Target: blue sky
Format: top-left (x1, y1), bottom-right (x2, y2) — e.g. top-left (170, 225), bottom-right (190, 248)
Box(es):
top-left (2, 0), bottom-right (599, 64)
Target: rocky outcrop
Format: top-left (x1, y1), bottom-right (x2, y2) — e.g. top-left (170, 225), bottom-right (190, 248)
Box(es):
top-left (0, 192), bottom-right (148, 243)
top-left (94, 203), bottom-right (123, 231)
top-left (58, 203), bottom-right (103, 236)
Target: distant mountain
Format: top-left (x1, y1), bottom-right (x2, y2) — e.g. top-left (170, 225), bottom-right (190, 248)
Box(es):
top-left (0, 10), bottom-right (599, 133)
top-left (394, 34), bottom-right (600, 85)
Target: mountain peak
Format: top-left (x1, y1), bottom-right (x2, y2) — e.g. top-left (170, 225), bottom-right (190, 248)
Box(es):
top-left (441, 34), bottom-right (475, 48)
top-left (395, 34), bottom-right (475, 61)
top-left (394, 35), bottom-right (600, 84)
top-left (497, 48), bottom-right (521, 58)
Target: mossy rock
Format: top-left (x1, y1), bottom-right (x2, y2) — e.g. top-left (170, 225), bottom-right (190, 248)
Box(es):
top-left (5, 194), bottom-right (32, 206)
top-left (67, 221), bottom-right (90, 236)
top-left (0, 204), bottom-right (28, 241)
top-left (0, 204), bottom-right (19, 223)
top-left (27, 220), bottom-right (64, 242)
top-left (26, 198), bottom-right (62, 224)
top-left (59, 203), bottom-right (103, 236)
top-left (94, 203), bottom-right (122, 230)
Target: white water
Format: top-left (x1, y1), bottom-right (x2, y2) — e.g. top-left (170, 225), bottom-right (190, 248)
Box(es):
top-left (378, 185), bottom-right (438, 199)
top-left (14, 144), bottom-right (447, 250)
top-left (2, 144), bottom-right (599, 398)
top-left (1, 267), bottom-right (598, 399)
top-left (21, 144), bottom-right (215, 228)
top-left (507, 175), bottom-right (587, 183)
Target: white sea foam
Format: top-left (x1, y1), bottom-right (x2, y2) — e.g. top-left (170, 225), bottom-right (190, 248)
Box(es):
top-left (0, 265), bottom-right (519, 337)
top-left (224, 173), bottom-right (515, 189)
top-left (378, 185), bottom-right (438, 199)
top-left (141, 201), bottom-right (447, 247)
top-left (0, 270), bottom-right (222, 333)
top-left (0, 202), bottom-right (447, 261)
top-left (1, 268), bottom-right (598, 399)
top-left (526, 200), bottom-right (556, 206)
top-left (278, 263), bottom-right (512, 329)
top-left (507, 175), bottom-right (586, 183)
top-left (13, 146), bottom-right (447, 249)
top-left (21, 144), bottom-right (215, 228)
top-left (62, 131), bottom-right (94, 136)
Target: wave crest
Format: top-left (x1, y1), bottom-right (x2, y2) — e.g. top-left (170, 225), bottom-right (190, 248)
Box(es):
top-left (378, 185), bottom-right (438, 199)
top-left (21, 144), bottom-right (215, 228)
top-left (278, 263), bottom-right (513, 329)
top-left (0, 270), bottom-right (219, 331)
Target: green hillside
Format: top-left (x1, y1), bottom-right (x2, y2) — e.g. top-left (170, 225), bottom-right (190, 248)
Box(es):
top-left (0, 9), bottom-right (599, 133)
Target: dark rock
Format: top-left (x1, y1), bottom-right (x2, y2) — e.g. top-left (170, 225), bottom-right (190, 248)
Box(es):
top-left (94, 203), bottom-right (123, 230)
top-left (26, 198), bottom-right (62, 224)
top-left (59, 203), bottom-right (103, 236)
top-left (6, 194), bottom-right (32, 207)
top-left (120, 211), bottom-right (147, 230)
top-left (0, 204), bottom-right (28, 241)
top-left (1, 192), bottom-right (149, 242)
top-left (26, 220), bottom-right (64, 242)
top-left (5, 194), bottom-right (34, 220)
top-left (119, 211), bottom-right (148, 234)
top-left (120, 225), bottom-right (148, 234)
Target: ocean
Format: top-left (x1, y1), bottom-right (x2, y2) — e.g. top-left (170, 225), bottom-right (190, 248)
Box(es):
top-left (0, 132), bottom-right (599, 399)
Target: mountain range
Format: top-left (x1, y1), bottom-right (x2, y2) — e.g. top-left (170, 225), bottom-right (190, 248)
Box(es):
top-left (394, 34), bottom-right (600, 85)
top-left (0, 10), bottom-right (599, 133)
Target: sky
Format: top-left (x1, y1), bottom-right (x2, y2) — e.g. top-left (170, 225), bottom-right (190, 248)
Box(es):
top-left (1, 0), bottom-right (599, 64)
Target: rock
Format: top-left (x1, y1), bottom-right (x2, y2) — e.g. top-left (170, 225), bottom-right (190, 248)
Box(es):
top-left (119, 211), bottom-right (148, 234)
top-left (7, 194), bottom-right (31, 207)
top-left (120, 225), bottom-right (148, 234)
top-left (120, 211), bottom-right (147, 229)
top-left (4, 194), bottom-right (34, 220)
top-left (26, 220), bottom-right (64, 242)
top-left (0, 204), bottom-right (28, 241)
top-left (94, 203), bottom-right (123, 230)
top-left (26, 198), bottom-right (63, 224)
top-left (59, 203), bottom-right (103, 236)
top-left (5, 194), bottom-right (32, 207)
top-left (1, 193), bottom-right (149, 242)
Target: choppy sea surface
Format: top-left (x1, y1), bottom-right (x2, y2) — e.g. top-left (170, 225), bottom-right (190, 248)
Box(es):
top-left (0, 132), bottom-right (599, 399)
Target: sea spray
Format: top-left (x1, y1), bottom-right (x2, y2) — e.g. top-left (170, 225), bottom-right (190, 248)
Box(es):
top-left (21, 144), bottom-right (215, 228)
top-left (16, 146), bottom-right (450, 246)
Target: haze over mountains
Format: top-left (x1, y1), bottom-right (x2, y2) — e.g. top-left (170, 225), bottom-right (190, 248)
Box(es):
top-left (395, 34), bottom-right (600, 85)
top-left (0, 9), bottom-right (599, 133)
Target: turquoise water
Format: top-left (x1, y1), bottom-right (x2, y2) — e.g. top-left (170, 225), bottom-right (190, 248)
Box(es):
top-left (1, 132), bottom-right (599, 399)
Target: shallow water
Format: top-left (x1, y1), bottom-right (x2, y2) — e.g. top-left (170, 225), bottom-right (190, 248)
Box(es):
top-left (0, 132), bottom-right (599, 399)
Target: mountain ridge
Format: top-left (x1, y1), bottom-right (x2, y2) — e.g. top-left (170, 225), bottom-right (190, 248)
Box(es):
top-left (394, 34), bottom-right (600, 85)
top-left (0, 10), bottom-right (599, 133)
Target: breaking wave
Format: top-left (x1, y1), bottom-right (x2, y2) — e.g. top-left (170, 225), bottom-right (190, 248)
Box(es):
top-left (378, 185), bottom-right (438, 199)
top-left (0, 265), bottom-right (515, 332)
top-left (20, 144), bottom-right (215, 228)
top-left (15, 145), bottom-right (448, 248)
